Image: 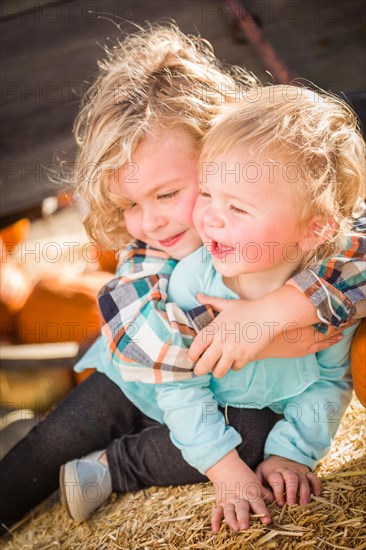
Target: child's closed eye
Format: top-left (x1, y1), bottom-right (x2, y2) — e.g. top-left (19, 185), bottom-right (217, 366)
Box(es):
top-left (158, 190), bottom-right (180, 200)
top-left (229, 205), bottom-right (248, 215)
top-left (199, 188), bottom-right (211, 198)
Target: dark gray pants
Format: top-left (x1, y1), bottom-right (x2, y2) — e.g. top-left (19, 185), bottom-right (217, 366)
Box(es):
top-left (0, 372), bottom-right (279, 525)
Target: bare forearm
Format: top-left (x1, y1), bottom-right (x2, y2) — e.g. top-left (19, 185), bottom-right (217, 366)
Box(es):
top-left (253, 285), bottom-right (318, 337)
top-left (191, 285), bottom-right (320, 377)
top-left (205, 449), bottom-right (257, 492)
top-left (205, 449), bottom-right (243, 482)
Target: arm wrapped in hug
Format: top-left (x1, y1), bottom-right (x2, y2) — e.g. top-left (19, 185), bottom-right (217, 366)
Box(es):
top-left (98, 241), bottom-right (214, 383)
top-left (288, 224), bottom-right (365, 332)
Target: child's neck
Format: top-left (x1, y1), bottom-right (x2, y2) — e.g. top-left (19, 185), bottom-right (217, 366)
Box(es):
top-left (223, 263), bottom-right (300, 301)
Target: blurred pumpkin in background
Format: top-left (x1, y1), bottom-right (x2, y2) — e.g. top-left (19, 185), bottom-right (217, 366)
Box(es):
top-left (0, 215), bottom-right (119, 433)
top-left (0, 228), bottom-right (34, 344)
top-left (98, 247), bottom-right (119, 273)
top-left (16, 269), bottom-right (112, 385)
top-left (17, 270), bottom-right (112, 345)
top-left (351, 319), bottom-right (366, 407)
top-left (0, 219), bottom-right (30, 254)
top-left (82, 241), bottom-right (119, 273)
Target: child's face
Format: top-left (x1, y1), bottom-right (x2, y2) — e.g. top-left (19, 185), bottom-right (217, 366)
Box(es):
top-left (111, 127), bottom-right (202, 259)
top-left (194, 148), bottom-right (308, 280)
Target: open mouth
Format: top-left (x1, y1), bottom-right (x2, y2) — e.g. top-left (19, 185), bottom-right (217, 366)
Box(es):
top-left (158, 232), bottom-right (185, 247)
top-left (211, 240), bottom-right (235, 257)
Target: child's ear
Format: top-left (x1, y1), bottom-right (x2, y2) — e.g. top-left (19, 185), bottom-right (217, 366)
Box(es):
top-left (298, 216), bottom-right (337, 251)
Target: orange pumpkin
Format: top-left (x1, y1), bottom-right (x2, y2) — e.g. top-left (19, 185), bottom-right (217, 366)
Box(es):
top-left (76, 242), bottom-right (119, 273)
top-left (351, 319), bottom-right (366, 407)
top-left (0, 236), bottom-right (34, 342)
top-left (0, 219), bottom-right (30, 254)
top-left (16, 270), bottom-right (113, 384)
top-left (98, 248), bottom-right (119, 273)
top-left (17, 270), bottom-right (112, 346)
top-left (0, 260), bottom-right (34, 315)
top-left (0, 302), bottom-right (18, 343)
top-left (73, 368), bottom-right (96, 385)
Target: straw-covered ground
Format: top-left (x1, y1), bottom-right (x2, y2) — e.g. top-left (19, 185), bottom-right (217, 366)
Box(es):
top-left (1, 394), bottom-right (365, 550)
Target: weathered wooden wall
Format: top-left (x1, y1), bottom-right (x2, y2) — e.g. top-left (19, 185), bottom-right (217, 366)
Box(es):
top-left (1, 0), bottom-right (365, 219)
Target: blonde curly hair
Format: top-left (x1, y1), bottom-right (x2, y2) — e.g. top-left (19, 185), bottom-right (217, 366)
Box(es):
top-left (72, 23), bottom-right (260, 248)
top-left (201, 84), bottom-right (366, 269)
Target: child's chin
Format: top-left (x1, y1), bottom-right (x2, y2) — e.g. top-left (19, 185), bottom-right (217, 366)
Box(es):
top-left (212, 257), bottom-right (243, 276)
top-left (212, 257), bottom-right (235, 272)
top-left (174, 243), bottom-right (201, 260)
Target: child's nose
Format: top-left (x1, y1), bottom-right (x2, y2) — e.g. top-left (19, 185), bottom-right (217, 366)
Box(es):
top-left (142, 209), bottom-right (168, 232)
top-left (203, 207), bottom-right (224, 228)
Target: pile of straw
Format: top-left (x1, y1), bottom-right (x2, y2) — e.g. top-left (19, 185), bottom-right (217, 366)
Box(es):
top-left (2, 395), bottom-right (365, 549)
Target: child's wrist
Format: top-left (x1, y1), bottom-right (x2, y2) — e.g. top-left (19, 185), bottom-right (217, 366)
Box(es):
top-left (254, 285), bottom-right (318, 331)
top-left (205, 449), bottom-right (243, 481)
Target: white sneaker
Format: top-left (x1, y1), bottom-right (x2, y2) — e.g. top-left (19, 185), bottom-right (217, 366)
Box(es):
top-left (59, 449), bottom-right (112, 522)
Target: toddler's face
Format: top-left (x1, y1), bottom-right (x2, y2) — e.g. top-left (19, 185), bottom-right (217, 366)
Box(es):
top-left (194, 148), bottom-right (308, 279)
top-left (111, 127), bottom-right (202, 259)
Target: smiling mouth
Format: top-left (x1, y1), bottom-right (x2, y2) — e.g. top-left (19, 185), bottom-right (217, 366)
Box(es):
top-left (158, 232), bottom-right (185, 247)
top-left (211, 240), bottom-right (235, 256)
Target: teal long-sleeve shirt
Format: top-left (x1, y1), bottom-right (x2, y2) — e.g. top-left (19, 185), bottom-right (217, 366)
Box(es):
top-left (75, 246), bottom-right (356, 473)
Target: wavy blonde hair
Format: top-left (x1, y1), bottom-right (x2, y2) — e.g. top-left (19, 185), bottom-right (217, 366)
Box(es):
top-left (201, 84), bottom-right (366, 269)
top-left (72, 23), bottom-right (260, 248)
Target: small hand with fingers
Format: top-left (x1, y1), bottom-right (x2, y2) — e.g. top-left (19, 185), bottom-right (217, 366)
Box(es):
top-left (207, 450), bottom-right (275, 532)
top-left (255, 455), bottom-right (321, 507)
top-left (212, 480), bottom-right (273, 532)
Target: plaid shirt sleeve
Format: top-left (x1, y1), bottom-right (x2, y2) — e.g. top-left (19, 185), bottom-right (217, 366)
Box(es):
top-left (98, 241), bottom-right (214, 384)
top-left (287, 224), bottom-right (366, 333)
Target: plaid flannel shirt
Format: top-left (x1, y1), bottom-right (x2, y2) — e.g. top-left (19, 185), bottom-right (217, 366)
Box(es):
top-left (288, 218), bottom-right (365, 332)
top-left (98, 241), bottom-right (214, 383)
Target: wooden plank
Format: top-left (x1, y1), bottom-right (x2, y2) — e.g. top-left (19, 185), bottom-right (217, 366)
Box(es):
top-left (1, 0), bottom-right (365, 217)
top-left (0, 341), bottom-right (85, 369)
top-left (1, 341), bottom-right (79, 360)
top-left (0, 0), bottom-right (65, 20)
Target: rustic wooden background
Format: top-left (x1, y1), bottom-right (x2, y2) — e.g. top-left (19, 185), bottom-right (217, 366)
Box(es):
top-left (1, 0), bottom-right (366, 222)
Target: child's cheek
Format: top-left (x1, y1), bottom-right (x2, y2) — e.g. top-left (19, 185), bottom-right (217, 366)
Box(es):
top-left (192, 198), bottom-right (205, 235)
top-left (123, 211), bottom-right (141, 241)
top-left (179, 192), bottom-right (199, 226)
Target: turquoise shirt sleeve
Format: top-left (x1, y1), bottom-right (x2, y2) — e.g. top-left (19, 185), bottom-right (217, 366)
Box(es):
top-left (155, 375), bottom-right (242, 474)
top-left (163, 248), bottom-right (242, 473)
top-left (74, 337), bottom-right (109, 373)
top-left (264, 322), bottom-right (357, 469)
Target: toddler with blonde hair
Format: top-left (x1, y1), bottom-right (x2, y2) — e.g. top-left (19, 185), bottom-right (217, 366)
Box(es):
top-left (165, 83), bottom-right (365, 529)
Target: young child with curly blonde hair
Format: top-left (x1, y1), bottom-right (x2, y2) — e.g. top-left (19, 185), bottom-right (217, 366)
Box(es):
top-left (166, 85), bottom-right (365, 529)
top-left (1, 25), bottom-right (364, 533)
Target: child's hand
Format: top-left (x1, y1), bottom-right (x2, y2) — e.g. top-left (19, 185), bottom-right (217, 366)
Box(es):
top-left (206, 450), bottom-right (273, 532)
top-left (255, 455), bottom-right (321, 506)
top-left (190, 295), bottom-right (269, 377)
top-left (189, 294), bottom-right (341, 378)
top-left (212, 478), bottom-right (272, 532)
